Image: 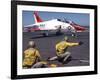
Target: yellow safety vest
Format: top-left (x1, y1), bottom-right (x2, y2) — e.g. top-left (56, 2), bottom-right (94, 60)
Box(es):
top-left (56, 41), bottom-right (79, 56)
top-left (23, 48), bottom-right (41, 67)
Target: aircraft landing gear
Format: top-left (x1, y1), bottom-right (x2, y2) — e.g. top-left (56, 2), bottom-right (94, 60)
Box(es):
top-left (56, 26), bottom-right (62, 35)
top-left (71, 32), bottom-right (77, 37)
top-left (56, 31), bottom-right (62, 35)
top-left (43, 32), bottom-right (49, 37)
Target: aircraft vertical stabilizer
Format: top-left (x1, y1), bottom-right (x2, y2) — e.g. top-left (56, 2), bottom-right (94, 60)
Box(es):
top-left (34, 11), bottom-right (43, 23)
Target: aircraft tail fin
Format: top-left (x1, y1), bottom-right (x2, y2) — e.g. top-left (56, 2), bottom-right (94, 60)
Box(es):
top-left (34, 11), bottom-right (43, 23)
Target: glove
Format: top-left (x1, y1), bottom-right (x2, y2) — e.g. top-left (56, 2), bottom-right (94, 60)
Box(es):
top-left (79, 41), bottom-right (83, 45)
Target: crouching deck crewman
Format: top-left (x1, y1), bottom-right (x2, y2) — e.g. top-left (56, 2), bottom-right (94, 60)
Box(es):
top-left (48, 36), bottom-right (83, 64)
top-left (22, 41), bottom-right (42, 68)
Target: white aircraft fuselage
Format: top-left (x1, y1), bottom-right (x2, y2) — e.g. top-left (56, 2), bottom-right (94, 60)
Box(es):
top-left (25, 19), bottom-right (75, 31)
top-left (24, 12), bottom-right (86, 36)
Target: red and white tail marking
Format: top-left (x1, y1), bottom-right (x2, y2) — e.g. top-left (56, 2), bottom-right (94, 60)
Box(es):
top-left (70, 22), bottom-right (86, 31)
top-left (34, 11), bottom-right (43, 23)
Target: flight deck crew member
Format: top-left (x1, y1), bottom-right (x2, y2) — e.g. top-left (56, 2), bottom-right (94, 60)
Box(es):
top-left (23, 41), bottom-right (41, 68)
top-left (48, 36), bottom-right (83, 64)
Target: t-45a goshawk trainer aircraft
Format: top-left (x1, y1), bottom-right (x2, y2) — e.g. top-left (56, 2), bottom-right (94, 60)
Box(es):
top-left (24, 11), bottom-right (86, 36)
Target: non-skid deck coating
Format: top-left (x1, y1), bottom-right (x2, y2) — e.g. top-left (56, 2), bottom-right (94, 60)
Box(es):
top-left (23, 32), bottom-right (89, 67)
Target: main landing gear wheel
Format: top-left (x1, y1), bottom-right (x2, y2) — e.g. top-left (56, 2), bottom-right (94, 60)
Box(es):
top-left (43, 33), bottom-right (49, 37)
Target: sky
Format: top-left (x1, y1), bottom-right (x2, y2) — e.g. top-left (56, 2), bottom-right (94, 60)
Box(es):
top-left (22, 11), bottom-right (90, 27)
